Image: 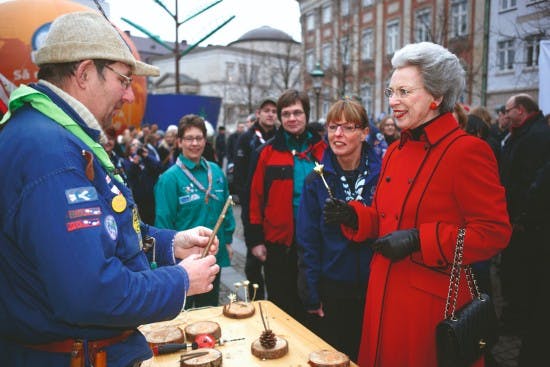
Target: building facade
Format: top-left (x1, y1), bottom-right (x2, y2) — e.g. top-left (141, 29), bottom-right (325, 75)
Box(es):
top-left (150, 26), bottom-right (302, 131)
top-left (486, 0), bottom-right (548, 111)
top-left (297, 0), bottom-right (491, 122)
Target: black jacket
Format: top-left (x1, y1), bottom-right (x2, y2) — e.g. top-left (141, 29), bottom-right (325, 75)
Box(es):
top-left (500, 111), bottom-right (550, 228)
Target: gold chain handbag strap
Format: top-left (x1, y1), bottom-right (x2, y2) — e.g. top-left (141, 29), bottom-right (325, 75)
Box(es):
top-left (443, 228), bottom-right (483, 320)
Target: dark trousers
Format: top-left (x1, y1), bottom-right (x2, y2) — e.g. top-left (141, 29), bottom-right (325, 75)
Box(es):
top-left (303, 279), bottom-right (366, 362)
top-left (515, 228), bottom-right (550, 366)
top-left (245, 248), bottom-right (266, 300)
top-left (264, 243), bottom-right (305, 323)
top-left (500, 230), bottom-right (533, 331)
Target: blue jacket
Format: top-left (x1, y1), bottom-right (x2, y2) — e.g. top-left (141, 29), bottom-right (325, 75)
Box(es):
top-left (0, 84), bottom-right (187, 367)
top-left (296, 143), bottom-right (380, 310)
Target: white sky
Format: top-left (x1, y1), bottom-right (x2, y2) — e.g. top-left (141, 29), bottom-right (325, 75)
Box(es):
top-left (108, 0), bottom-right (302, 46)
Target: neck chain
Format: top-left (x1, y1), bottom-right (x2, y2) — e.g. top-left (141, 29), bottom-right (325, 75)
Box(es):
top-left (176, 156), bottom-right (218, 203)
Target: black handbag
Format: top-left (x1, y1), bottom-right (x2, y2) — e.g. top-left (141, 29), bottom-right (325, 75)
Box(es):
top-left (436, 228), bottom-right (498, 367)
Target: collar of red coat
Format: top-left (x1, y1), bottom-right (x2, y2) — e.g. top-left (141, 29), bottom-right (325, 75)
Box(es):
top-left (399, 112), bottom-right (459, 148)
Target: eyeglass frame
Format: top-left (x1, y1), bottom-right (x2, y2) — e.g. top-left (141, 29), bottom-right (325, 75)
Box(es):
top-left (181, 135), bottom-right (205, 143)
top-left (280, 109), bottom-right (305, 119)
top-left (326, 122), bottom-right (362, 134)
top-left (384, 87), bottom-right (423, 99)
top-left (104, 64), bottom-right (133, 90)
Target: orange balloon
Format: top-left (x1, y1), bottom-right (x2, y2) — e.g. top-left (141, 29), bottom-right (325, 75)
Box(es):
top-left (0, 0), bottom-right (147, 131)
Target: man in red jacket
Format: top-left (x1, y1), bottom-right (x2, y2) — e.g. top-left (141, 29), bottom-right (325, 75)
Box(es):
top-left (246, 89), bottom-right (327, 322)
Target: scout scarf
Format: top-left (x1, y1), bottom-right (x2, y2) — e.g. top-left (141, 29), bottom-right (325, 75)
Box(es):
top-left (0, 84), bottom-right (123, 183)
top-left (332, 144), bottom-right (370, 202)
top-left (176, 155), bottom-right (219, 203)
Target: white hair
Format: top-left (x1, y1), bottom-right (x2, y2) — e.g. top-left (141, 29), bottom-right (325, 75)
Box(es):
top-left (391, 42), bottom-right (465, 114)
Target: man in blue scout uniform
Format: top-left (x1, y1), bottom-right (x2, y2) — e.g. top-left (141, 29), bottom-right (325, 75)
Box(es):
top-left (0, 11), bottom-right (220, 367)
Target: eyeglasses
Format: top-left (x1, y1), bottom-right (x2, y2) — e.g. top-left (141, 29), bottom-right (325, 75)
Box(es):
top-left (384, 87), bottom-right (422, 99)
top-left (105, 65), bottom-right (133, 90)
top-left (326, 122), bottom-right (361, 134)
top-left (281, 110), bottom-right (305, 119)
top-left (504, 106), bottom-right (517, 114)
top-left (182, 135), bottom-right (205, 143)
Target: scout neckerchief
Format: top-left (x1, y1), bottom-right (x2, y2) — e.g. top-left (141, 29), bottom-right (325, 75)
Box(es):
top-left (176, 155), bottom-right (219, 203)
top-left (332, 143), bottom-right (370, 202)
top-left (0, 84), bottom-right (123, 183)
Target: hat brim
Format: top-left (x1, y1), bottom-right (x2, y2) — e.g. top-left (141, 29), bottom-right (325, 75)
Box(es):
top-left (135, 61), bottom-right (159, 77)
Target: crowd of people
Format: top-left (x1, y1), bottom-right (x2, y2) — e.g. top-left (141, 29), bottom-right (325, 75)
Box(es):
top-left (1, 10), bottom-right (548, 367)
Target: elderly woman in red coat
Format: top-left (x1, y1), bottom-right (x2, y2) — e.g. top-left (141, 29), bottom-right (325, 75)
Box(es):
top-left (324, 42), bottom-right (511, 367)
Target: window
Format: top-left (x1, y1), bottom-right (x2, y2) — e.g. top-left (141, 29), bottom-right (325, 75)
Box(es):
top-left (340, 36), bottom-right (351, 65)
top-left (238, 63), bottom-right (247, 84)
top-left (306, 12), bottom-right (315, 31)
top-left (386, 20), bottom-right (400, 55)
top-left (322, 43), bottom-right (332, 69)
top-left (225, 62), bottom-right (235, 82)
top-left (450, 0), bottom-right (468, 38)
top-left (341, 0), bottom-right (350, 16)
top-left (322, 5), bottom-right (332, 24)
top-left (306, 50), bottom-right (315, 72)
top-left (362, 0), bottom-right (374, 6)
top-left (360, 84), bottom-right (373, 117)
top-left (361, 29), bottom-right (374, 60)
top-left (525, 35), bottom-right (540, 68)
top-left (497, 39), bottom-right (515, 71)
top-left (415, 8), bottom-right (432, 42)
top-left (250, 65), bottom-right (259, 84)
top-left (499, 0), bottom-right (517, 11)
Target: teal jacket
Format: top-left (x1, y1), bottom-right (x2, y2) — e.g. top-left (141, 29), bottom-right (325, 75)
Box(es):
top-left (154, 154), bottom-right (235, 267)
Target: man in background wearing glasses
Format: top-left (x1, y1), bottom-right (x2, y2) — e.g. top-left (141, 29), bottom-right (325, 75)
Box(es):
top-left (0, 11), bottom-right (220, 367)
top-left (498, 93), bottom-right (550, 365)
top-left (245, 89), bottom-right (327, 323)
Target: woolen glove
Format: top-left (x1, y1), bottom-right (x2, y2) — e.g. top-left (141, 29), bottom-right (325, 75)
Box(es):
top-left (323, 198), bottom-right (358, 229)
top-left (372, 229), bottom-right (420, 261)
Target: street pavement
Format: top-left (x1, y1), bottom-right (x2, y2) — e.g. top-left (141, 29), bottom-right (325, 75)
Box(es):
top-left (219, 204), bottom-right (521, 366)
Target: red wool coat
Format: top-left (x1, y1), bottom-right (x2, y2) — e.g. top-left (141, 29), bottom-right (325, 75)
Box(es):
top-left (342, 113), bottom-right (511, 367)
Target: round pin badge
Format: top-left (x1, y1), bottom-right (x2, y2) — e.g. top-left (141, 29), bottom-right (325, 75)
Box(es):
top-left (111, 194), bottom-right (127, 213)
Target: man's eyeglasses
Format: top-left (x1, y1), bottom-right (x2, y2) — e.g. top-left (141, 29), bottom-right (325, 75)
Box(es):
top-left (281, 110), bottom-right (305, 119)
top-left (105, 65), bottom-right (133, 90)
top-left (182, 135), bottom-right (205, 143)
top-left (327, 122), bottom-right (361, 134)
top-left (505, 106), bottom-right (517, 114)
top-left (384, 87), bottom-right (422, 99)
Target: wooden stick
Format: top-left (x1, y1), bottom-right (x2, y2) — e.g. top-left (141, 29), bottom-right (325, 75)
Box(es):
top-left (201, 195), bottom-right (233, 258)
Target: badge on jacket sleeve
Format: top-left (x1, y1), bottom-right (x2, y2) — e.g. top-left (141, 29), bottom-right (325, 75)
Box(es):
top-left (111, 194), bottom-right (127, 213)
top-left (104, 215), bottom-right (118, 240)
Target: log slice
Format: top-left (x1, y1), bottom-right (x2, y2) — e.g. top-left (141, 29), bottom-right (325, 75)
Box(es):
top-left (308, 349), bottom-right (350, 367)
top-left (251, 336), bottom-right (288, 359)
top-left (184, 321), bottom-right (221, 341)
top-left (180, 348), bottom-right (222, 367)
top-left (222, 301), bottom-right (255, 319)
top-left (139, 324), bottom-right (185, 346)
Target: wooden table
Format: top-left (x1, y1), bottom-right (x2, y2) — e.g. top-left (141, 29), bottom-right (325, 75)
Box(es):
top-left (140, 301), bottom-right (358, 367)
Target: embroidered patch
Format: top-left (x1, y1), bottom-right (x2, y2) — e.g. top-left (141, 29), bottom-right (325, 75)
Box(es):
top-left (67, 206), bottom-right (102, 219)
top-left (132, 206), bottom-right (143, 250)
top-left (65, 186), bottom-right (98, 204)
top-left (179, 193), bottom-right (200, 204)
top-left (104, 215), bottom-right (118, 240)
top-left (66, 218), bottom-right (101, 232)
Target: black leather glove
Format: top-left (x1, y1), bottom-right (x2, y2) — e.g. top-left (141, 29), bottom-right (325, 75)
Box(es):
top-left (372, 229), bottom-right (420, 261)
top-left (323, 198), bottom-right (358, 229)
